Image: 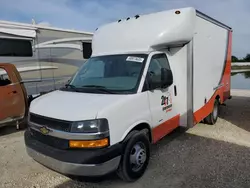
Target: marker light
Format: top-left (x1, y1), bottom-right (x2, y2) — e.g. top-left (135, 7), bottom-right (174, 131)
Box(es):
top-left (175, 10), bottom-right (181, 14)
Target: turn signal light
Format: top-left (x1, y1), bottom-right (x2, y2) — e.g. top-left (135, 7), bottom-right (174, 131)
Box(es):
top-left (69, 138), bottom-right (109, 148)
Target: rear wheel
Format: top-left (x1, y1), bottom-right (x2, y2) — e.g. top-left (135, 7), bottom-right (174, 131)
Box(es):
top-left (204, 99), bottom-right (219, 125)
top-left (117, 131), bottom-right (150, 182)
top-left (177, 126), bottom-right (189, 133)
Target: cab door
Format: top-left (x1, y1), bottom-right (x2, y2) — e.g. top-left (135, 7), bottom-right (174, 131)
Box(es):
top-left (143, 52), bottom-right (179, 143)
top-left (0, 64), bottom-right (26, 124)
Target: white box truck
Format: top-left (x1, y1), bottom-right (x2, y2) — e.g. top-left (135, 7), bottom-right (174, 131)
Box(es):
top-left (24, 7), bottom-right (232, 182)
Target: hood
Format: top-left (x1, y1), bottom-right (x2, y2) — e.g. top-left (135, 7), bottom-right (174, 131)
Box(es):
top-left (30, 90), bottom-right (125, 121)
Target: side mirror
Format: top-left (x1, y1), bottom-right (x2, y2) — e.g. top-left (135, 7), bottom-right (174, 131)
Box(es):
top-left (161, 68), bottom-right (173, 88)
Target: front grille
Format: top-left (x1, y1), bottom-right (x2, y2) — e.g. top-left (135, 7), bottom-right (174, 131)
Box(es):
top-left (30, 128), bottom-right (69, 149)
top-left (29, 113), bottom-right (71, 132)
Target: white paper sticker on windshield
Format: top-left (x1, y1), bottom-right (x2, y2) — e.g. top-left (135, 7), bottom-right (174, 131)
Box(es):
top-left (126, 56), bottom-right (144, 63)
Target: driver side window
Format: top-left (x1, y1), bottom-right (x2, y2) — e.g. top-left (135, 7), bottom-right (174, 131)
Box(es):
top-left (143, 53), bottom-right (171, 91)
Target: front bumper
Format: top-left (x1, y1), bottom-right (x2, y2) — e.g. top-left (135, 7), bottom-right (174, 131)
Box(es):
top-left (24, 130), bottom-right (122, 176)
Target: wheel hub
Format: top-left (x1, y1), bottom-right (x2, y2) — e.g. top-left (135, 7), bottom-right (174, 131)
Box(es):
top-left (130, 142), bottom-right (147, 172)
top-left (136, 149), bottom-right (146, 165)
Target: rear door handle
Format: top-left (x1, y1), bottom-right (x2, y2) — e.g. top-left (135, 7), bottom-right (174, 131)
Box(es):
top-left (174, 85), bottom-right (177, 96)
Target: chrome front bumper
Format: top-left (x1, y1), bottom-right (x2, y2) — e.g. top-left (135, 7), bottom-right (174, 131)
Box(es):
top-left (26, 147), bottom-right (121, 176)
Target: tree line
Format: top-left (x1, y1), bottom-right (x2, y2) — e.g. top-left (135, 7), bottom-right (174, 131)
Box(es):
top-left (232, 54), bottom-right (250, 62)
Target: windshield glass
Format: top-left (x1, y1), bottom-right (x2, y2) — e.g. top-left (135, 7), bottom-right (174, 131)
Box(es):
top-left (63, 54), bottom-right (148, 94)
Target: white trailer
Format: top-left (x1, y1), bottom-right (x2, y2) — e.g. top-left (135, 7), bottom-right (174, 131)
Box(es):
top-left (25, 7), bottom-right (232, 182)
top-left (0, 20), bottom-right (93, 96)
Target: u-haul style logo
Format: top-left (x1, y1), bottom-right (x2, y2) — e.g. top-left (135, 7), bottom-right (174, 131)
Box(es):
top-left (161, 93), bottom-right (172, 112)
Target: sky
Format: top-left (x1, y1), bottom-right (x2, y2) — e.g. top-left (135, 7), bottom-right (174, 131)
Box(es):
top-left (0, 0), bottom-right (249, 58)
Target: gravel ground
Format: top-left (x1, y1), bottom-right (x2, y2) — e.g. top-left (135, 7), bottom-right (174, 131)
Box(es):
top-left (1, 89), bottom-right (250, 188)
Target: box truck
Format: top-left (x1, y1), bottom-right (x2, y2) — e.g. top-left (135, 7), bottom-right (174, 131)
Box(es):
top-left (24, 7), bottom-right (232, 182)
top-left (0, 63), bottom-right (28, 129)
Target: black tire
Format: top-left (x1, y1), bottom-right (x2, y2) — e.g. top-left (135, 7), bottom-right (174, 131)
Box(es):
top-left (177, 126), bottom-right (189, 133)
top-left (204, 99), bottom-right (219, 125)
top-left (117, 131), bottom-right (150, 182)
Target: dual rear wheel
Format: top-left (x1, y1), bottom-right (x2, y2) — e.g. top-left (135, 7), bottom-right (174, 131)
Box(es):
top-left (204, 98), bottom-right (220, 125)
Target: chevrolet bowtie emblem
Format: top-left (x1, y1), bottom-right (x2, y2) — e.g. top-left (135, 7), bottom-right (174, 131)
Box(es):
top-left (40, 126), bottom-right (50, 135)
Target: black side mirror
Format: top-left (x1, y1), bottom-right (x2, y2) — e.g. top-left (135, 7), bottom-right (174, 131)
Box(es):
top-left (161, 68), bottom-right (173, 88)
top-left (145, 68), bottom-right (173, 91)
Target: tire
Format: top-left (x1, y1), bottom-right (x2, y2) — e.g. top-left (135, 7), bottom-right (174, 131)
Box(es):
top-left (204, 99), bottom-right (219, 125)
top-left (177, 126), bottom-right (189, 133)
top-left (117, 131), bottom-right (150, 182)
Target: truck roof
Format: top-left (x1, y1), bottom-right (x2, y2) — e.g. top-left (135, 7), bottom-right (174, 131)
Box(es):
top-left (92, 7), bottom-right (231, 56)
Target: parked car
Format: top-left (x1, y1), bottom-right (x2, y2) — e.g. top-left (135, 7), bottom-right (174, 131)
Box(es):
top-left (0, 63), bottom-right (29, 129)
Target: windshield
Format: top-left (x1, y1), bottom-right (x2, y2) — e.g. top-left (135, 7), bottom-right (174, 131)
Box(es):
top-left (62, 54), bottom-right (148, 94)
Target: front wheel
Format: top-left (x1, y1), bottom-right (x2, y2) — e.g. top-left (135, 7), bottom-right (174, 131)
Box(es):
top-left (117, 131), bottom-right (150, 182)
top-left (204, 99), bottom-right (219, 125)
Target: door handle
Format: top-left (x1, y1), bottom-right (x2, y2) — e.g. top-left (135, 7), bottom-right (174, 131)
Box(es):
top-left (174, 85), bottom-right (177, 96)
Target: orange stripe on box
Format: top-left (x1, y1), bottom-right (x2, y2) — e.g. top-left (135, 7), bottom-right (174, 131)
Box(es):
top-left (152, 32), bottom-right (233, 141)
top-left (193, 31), bottom-right (232, 125)
top-left (193, 92), bottom-right (218, 124)
top-left (221, 31), bottom-right (232, 101)
top-left (152, 115), bottom-right (180, 143)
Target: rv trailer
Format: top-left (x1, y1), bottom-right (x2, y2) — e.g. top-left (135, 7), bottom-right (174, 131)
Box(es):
top-left (0, 20), bottom-right (93, 96)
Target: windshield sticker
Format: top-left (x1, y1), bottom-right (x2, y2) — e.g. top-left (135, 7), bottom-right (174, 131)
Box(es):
top-left (126, 56), bottom-right (144, 63)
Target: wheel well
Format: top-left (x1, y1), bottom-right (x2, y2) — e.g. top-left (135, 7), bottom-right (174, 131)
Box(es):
top-left (129, 123), bottom-right (152, 143)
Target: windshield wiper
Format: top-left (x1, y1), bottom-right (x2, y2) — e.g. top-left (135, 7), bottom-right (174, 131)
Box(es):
top-left (65, 84), bottom-right (76, 89)
top-left (63, 84), bottom-right (81, 92)
top-left (81, 85), bottom-right (115, 94)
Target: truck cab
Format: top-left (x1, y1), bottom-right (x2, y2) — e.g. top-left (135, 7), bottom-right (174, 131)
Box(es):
top-left (0, 63), bottom-right (28, 129)
top-left (24, 7), bottom-right (232, 182)
top-left (25, 51), bottom-right (177, 181)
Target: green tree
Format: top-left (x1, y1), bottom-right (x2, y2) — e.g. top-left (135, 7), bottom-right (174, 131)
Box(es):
top-left (243, 54), bottom-right (250, 62)
top-left (232, 56), bottom-right (238, 62)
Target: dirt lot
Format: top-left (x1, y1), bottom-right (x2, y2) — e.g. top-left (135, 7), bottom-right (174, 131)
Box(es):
top-left (1, 89), bottom-right (250, 188)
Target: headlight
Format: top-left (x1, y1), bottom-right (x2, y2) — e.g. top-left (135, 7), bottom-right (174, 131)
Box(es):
top-left (71, 119), bottom-right (109, 133)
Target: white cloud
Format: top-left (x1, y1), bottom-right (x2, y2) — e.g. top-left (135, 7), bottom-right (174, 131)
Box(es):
top-left (0, 0), bottom-right (249, 57)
